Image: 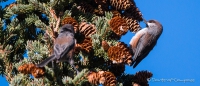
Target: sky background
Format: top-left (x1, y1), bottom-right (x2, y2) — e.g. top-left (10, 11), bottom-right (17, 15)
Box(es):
top-left (1, 0), bottom-right (200, 86)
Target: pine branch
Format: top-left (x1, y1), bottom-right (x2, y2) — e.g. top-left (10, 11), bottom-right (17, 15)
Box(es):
top-left (0, 0), bottom-right (155, 85)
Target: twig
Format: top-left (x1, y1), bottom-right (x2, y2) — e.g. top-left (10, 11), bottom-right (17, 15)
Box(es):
top-left (54, 17), bottom-right (60, 32)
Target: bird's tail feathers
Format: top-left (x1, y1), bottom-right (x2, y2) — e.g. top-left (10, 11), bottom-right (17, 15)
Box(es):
top-left (133, 56), bottom-right (143, 68)
top-left (36, 55), bottom-right (55, 67)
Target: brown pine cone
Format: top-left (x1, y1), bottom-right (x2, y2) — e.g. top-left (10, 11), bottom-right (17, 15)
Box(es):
top-left (18, 63), bottom-right (35, 74)
top-left (116, 42), bottom-right (133, 65)
top-left (76, 36), bottom-right (93, 54)
top-left (123, 17), bottom-right (141, 32)
top-left (133, 70), bottom-right (153, 86)
top-left (79, 22), bottom-right (96, 37)
top-left (18, 63), bottom-right (45, 78)
top-left (107, 46), bottom-right (124, 64)
top-left (109, 16), bottom-right (129, 36)
top-left (110, 0), bottom-right (135, 10)
top-left (87, 71), bottom-right (116, 86)
top-left (101, 40), bottom-right (110, 51)
top-left (98, 71), bottom-right (117, 86)
top-left (107, 42), bottom-right (133, 65)
top-left (31, 67), bottom-right (45, 78)
top-left (61, 17), bottom-right (79, 33)
top-left (124, 5), bottom-right (143, 21)
top-left (87, 71), bottom-right (101, 85)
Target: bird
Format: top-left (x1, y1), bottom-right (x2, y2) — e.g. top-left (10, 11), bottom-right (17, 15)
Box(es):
top-left (129, 19), bottom-right (163, 68)
top-left (36, 24), bottom-right (78, 72)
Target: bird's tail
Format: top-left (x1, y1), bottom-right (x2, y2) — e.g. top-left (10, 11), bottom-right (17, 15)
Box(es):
top-left (36, 55), bottom-right (55, 67)
top-left (133, 58), bottom-right (142, 68)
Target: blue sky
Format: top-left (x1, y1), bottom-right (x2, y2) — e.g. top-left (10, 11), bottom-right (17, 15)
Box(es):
top-left (1, 0), bottom-right (200, 86)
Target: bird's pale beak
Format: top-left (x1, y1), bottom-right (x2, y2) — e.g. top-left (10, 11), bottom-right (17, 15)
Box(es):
top-left (143, 18), bottom-right (147, 24)
top-left (143, 18), bottom-right (148, 27)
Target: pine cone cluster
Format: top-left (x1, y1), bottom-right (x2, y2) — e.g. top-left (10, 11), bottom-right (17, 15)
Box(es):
top-left (133, 70), bottom-right (153, 86)
top-left (61, 17), bottom-right (79, 33)
top-left (109, 63), bottom-right (125, 76)
top-left (79, 22), bottom-right (96, 37)
top-left (107, 42), bottom-right (133, 65)
top-left (109, 16), bottom-right (129, 36)
top-left (110, 0), bottom-right (134, 10)
top-left (18, 63), bottom-right (45, 78)
top-left (123, 17), bottom-right (141, 32)
top-left (101, 40), bottom-right (110, 51)
top-left (76, 36), bottom-right (93, 54)
top-left (87, 71), bottom-right (116, 86)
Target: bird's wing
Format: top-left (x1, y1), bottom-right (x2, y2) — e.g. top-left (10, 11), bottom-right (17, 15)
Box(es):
top-left (133, 40), bottom-right (157, 68)
top-left (133, 32), bottom-right (153, 61)
top-left (132, 32), bottom-right (155, 68)
top-left (54, 34), bottom-right (75, 60)
top-left (129, 29), bottom-right (147, 54)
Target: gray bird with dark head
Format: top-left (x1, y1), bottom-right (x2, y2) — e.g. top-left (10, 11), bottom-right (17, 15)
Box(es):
top-left (36, 24), bottom-right (78, 72)
top-left (129, 19), bottom-right (163, 68)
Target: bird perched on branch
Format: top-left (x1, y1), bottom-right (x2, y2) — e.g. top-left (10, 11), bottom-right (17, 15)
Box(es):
top-left (37, 24), bottom-right (78, 72)
top-left (129, 19), bottom-right (163, 68)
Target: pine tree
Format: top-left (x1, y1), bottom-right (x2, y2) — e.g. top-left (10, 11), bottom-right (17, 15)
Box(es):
top-left (0, 0), bottom-right (154, 86)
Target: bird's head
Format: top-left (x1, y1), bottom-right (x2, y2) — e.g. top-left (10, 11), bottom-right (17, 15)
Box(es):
top-left (60, 24), bottom-right (75, 34)
top-left (143, 19), bottom-right (163, 30)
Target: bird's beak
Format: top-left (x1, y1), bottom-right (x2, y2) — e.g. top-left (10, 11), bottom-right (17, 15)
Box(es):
top-left (143, 18), bottom-right (147, 24)
top-left (143, 18), bottom-right (148, 27)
